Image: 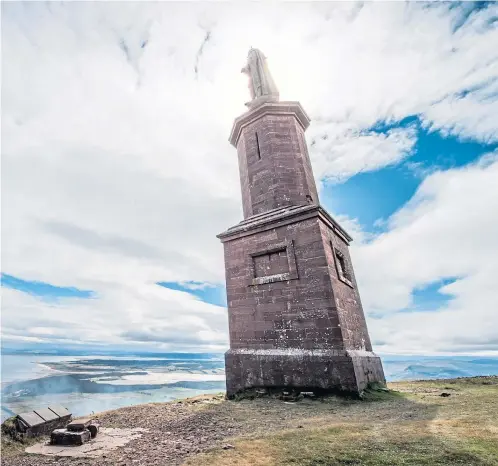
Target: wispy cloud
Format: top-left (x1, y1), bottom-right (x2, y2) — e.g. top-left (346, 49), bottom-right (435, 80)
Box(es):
top-left (351, 151), bottom-right (498, 353)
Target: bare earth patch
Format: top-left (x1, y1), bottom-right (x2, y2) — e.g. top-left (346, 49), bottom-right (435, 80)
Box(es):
top-left (1, 377), bottom-right (497, 466)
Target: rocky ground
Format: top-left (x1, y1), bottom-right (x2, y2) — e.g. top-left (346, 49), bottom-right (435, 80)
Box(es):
top-left (2, 377), bottom-right (498, 466)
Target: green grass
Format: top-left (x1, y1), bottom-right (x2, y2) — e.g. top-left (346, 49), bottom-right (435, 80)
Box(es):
top-left (268, 425), bottom-right (493, 466)
top-left (187, 377), bottom-right (498, 466)
top-left (360, 386), bottom-right (404, 402)
top-left (191, 423), bottom-right (496, 466)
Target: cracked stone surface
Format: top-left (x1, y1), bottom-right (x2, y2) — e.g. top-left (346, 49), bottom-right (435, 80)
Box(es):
top-left (25, 427), bottom-right (146, 458)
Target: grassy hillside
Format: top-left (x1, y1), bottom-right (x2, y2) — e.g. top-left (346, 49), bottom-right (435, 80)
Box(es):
top-left (188, 377), bottom-right (498, 466)
top-left (2, 377), bottom-right (497, 466)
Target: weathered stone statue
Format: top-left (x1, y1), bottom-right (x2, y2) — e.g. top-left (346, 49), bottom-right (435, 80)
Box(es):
top-left (241, 48), bottom-right (279, 108)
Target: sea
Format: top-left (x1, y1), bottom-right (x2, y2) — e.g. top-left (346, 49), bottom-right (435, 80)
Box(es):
top-left (2, 352), bottom-right (498, 423)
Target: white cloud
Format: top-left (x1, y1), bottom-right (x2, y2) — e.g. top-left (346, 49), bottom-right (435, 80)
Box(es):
top-left (421, 81), bottom-right (498, 143)
top-left (310, 125), bottom-right (417, 184)
top-left (1, 2), bottom-right (497, 352)
top-left (1, 284), bottom-right (228, 351)
top-left (351, 151), bottom-right (498, 354)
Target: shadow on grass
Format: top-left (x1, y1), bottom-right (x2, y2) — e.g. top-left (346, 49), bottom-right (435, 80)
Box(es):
top-left (185, 381), bottom-right (498, 466)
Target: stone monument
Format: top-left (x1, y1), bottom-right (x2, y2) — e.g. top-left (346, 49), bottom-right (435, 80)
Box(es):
top-left (218, 48), bottom-right (385, 397)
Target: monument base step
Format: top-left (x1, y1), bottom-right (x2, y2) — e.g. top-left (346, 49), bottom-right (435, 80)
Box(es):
top-left (225, 348), bottom-right (385, 398)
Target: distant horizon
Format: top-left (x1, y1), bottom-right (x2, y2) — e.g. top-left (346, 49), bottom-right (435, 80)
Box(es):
top-left (3, 346), bottom-right (498, 359)
top-left (2, 351), bottom-right (497, 425)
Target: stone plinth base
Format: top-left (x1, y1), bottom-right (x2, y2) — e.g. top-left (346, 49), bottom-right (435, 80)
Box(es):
top-left (225, 348), bottom-right (385, 398)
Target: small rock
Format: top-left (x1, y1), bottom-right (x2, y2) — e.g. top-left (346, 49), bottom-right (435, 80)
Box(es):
top-left (222, 444), bottom-right (235, 450)
top-left (440, 392), bottom-right (451, 397)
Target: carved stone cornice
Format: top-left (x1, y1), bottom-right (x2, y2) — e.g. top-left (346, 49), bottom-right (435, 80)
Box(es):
top-left (229, 101), bottom-right (311, 147)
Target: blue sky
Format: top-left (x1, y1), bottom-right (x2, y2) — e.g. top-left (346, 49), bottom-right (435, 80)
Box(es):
top-left (157, 281), bottom-right (227, 308)
top-left (409, 278), bottom-right (460, 313)
top-left (1, 274), bottom-right (94, 301)
top-left (321, 118), bottom-right (498, 233)
top-left (2, 1), bottom-right (497, 355)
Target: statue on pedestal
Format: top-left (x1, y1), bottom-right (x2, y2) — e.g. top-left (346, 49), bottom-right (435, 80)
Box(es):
top-left (241, 48), bottom-right (279, 108)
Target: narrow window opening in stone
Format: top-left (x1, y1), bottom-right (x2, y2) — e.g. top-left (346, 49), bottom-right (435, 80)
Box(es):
top-left (335, 249), bottom-right (352, 284)
top-left (255, 132), bottom-right (261, 159)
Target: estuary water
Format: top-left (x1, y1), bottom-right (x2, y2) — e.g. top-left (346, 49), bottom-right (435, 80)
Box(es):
top-left (1, 353), bottom-right (226, 422)
top-left (2, 353), bottom-right (497, 423)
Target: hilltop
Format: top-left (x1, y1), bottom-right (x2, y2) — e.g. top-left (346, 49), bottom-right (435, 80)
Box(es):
top-left (2, 376), bottom-right (497, 465)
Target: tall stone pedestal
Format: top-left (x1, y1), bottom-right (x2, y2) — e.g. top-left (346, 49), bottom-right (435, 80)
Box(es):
top-left (218, 100), bottom-right (385, 397)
